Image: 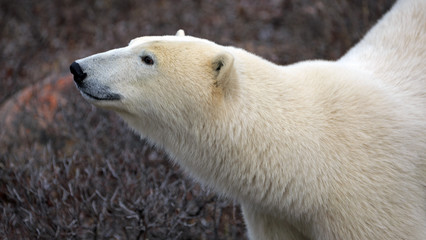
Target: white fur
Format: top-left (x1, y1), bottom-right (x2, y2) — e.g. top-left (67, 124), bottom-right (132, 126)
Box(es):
top-left (74, 0), bottom-right (426, 239)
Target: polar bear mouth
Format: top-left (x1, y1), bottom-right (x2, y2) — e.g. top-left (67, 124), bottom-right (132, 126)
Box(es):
top-left (77, 84), bottom-right (122, 101)
top-left (80, 89), bottom-right (121, 101)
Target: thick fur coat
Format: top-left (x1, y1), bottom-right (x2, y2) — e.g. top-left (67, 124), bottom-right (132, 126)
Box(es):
top-left (71, 0), bottom-right (426, 239)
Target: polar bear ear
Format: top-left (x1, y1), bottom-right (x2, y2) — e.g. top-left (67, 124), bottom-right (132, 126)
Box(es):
top-left (176, 29), bottom-right (185, 36)
top-left (212, 52), bottom-right (238, 96)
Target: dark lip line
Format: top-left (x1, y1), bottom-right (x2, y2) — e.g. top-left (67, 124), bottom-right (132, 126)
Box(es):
top-left (80, 90), bottom-right (121, 101)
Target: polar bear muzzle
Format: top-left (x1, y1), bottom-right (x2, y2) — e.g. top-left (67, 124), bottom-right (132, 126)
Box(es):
top-left (70, 61), bottom-right (121, 101)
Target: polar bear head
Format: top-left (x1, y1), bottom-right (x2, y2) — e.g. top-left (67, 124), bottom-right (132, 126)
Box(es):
top-left (70, 30), bottom-right (237, 136)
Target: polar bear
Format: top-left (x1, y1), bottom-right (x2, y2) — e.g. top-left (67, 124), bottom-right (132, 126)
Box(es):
top-left (70, 0), bottom-right (426, 239)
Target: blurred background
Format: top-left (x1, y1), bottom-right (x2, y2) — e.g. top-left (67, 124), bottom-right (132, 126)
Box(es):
top-left (0, 0), bottom-right (394, 239)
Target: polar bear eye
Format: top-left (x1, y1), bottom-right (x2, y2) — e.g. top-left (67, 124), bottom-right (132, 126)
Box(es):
top-left (141, 56), bottom-right (154, 65)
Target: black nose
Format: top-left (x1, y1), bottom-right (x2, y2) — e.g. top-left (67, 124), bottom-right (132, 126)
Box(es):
top-left (70, 61), bottom-right (87, 84)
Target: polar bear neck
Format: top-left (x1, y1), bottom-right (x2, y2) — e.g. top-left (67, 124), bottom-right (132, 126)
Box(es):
top-left (120, 47), bottom-right (425, 229)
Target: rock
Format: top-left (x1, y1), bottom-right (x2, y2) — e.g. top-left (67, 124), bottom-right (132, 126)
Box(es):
top-left (0, 75), bottom-right (78, 159)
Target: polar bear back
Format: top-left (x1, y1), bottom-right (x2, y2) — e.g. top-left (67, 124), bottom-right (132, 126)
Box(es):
top-left (340, 0), bottom-right (426, 103)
